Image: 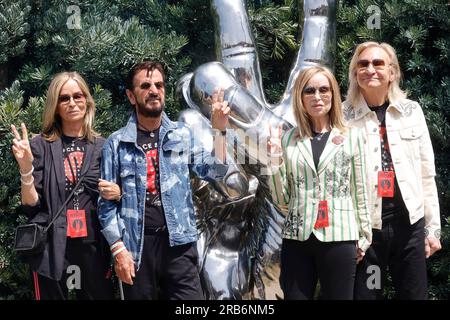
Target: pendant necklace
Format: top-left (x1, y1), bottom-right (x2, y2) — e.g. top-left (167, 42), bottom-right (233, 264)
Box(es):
top-left (314, 131), bottom-right (327, 141)
top-left (63, 135), bottom-right (83, 151)
top-left (312, 123), bottom-right (331, 141)
top-left (138, 122), bottom-right (158, 138)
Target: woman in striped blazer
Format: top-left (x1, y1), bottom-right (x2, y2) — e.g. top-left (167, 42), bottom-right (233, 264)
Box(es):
top-left (268, 66), bottom-right (372, 300)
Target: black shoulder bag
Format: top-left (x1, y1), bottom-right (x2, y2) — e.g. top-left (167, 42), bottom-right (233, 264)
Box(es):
top-left (13, 175), bottom-right (86, 255)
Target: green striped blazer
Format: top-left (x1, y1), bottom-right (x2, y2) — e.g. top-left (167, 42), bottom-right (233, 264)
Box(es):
top-left (269, 127), bottom-right (372, 251)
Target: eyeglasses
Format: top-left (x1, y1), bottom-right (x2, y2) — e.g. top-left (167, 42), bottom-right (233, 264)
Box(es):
top-left (58, 93), bottom-right (85, 104)
top-left (140, 81), bottom-right (165, 90)
top-left (302, 86), bottom-right (332, 98)
top-left (357, 59), bottom-right (387, 70)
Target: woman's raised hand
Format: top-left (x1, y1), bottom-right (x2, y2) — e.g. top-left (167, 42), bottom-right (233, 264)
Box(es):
top-left (268, 124), bottom-right (283, 158)
top-left (11, 123), bottom-right (34, 173)
top-left (267, 124), bottom-right (283, 169)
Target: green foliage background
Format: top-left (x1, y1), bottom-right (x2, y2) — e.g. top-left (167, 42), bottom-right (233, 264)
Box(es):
top-left (0, 0), bottom-right (448, 299)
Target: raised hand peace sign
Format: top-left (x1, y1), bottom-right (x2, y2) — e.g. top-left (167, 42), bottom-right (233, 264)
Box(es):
top-left (267, 124), bottom-right (284, 169)
top-left (268, 124), bottom-right (283, 158)
top-left (11, 123), bottom-right (34, 173)
top-left (209, 88), bottom-right (230, 132)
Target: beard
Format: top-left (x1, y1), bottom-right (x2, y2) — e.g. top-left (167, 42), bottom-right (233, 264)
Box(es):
top-left (136, 95), bottom-right (164, 118)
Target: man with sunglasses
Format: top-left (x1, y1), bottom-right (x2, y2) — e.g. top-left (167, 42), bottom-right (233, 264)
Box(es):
top-left (343, 42), bottom-right (442, 300)
top-left (97, 61), bottom-right (230, 300)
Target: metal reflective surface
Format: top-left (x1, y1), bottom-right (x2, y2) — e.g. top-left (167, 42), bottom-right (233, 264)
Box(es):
top-left (177, 0), bottom-right (337, 299)
top-left (211, 0), bottom-right (266, 104)
top-left (178, 108), bottom-right (250, 200)
top-left (189, 62), bottom-right (291, 165)
top-left (273, 0), bottom-right (337, 124)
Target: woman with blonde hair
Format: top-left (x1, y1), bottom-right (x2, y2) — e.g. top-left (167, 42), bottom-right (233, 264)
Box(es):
top-left (11, 72), bottom-right (119, 299)
top-left (269, 66), bottom-right (371, 299)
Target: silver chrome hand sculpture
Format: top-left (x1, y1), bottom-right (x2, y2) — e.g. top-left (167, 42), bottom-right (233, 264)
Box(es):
top-left (177, 0), bottom-right (336, 299)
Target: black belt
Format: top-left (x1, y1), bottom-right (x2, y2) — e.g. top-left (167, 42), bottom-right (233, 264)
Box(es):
top-left (144, 225), bottom-right (167, 235)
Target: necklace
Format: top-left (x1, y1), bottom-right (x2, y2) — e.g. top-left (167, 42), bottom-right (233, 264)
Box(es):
top-left (313, 131), bottom-right (327, 141)
top-left (312, 123), bottom-right (331, 141)
top-left (62, 135), bottom-right (83, 149)
top-left (138, 122), bottom-right (159, 138)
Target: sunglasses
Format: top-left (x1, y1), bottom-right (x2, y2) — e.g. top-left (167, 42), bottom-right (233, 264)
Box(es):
top-left (357, 59), bottom-right (387, 70)
top-left (140, 81), bottom-right (165, 90)
top-left (302, 86), bottom-right (332, 97)
top-left (58, 93), bottom-right (85, 104)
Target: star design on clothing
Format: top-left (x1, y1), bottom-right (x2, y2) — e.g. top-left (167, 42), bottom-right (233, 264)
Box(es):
top-left (146, 148), bottom-right (159, 194)
top-left (64, 151), bottom-right (84, 185)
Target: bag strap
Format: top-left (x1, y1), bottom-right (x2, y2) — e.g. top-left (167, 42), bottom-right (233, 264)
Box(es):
top-left (44, 175), bottom-right (85, 232)
top-left (44, 137), bottom-right (99, 232)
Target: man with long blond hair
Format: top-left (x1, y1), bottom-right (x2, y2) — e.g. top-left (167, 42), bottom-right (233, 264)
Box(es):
top-left (343, 41), bottom-right (441, 299)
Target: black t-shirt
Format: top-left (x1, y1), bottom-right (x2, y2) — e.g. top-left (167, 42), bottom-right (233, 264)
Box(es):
top-left (136, 128), bottom-right (166, 228)
top-left (369, 102), bottom-right (407, 220)
top-left (311, 131), bottom-right (331, 169)
top-left (61, 135), bottom-right (98, 240)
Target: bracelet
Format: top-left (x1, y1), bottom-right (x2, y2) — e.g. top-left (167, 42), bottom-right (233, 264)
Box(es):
top-left (110, 241), bottom-right (124, 251)
top-left (112, 246), bottom-right (126, 258)
top-left (20, 166), bottom-right (34, 177)
top-left (20, 176), bottom-right (34, 186)
top-left (212, 128), bottom-right (226, 136)
top-left (269, 151), bottom-right (283, 158)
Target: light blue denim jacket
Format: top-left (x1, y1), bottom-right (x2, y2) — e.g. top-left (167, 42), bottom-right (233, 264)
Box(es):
top-left (98, 112), bottom-right (227, 269)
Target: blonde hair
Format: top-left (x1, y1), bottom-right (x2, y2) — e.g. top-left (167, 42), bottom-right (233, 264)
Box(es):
top-left (346, 41), bottom-right (407, 106)
top-left (292, 66), bottom-right (346, 139)
top-left (42, 72), bottom-right (98, 142)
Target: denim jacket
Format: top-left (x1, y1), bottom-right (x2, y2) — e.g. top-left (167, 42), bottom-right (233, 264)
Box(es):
top-left (98, 112), bottom-right (227, 269)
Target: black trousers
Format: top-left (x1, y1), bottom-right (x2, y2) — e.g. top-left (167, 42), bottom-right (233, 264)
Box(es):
top-left (280, 235), bottom-right (357, 300)
top-left (354, 216), bottom-right (427, 300)
top-left (33, 240), bottom-right (114, 300)
top-left (122, 232), bottom-right (204, 300)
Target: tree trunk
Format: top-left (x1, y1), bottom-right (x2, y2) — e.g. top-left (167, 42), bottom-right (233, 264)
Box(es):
top-left (0, 63), bottom-right (7, 90)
